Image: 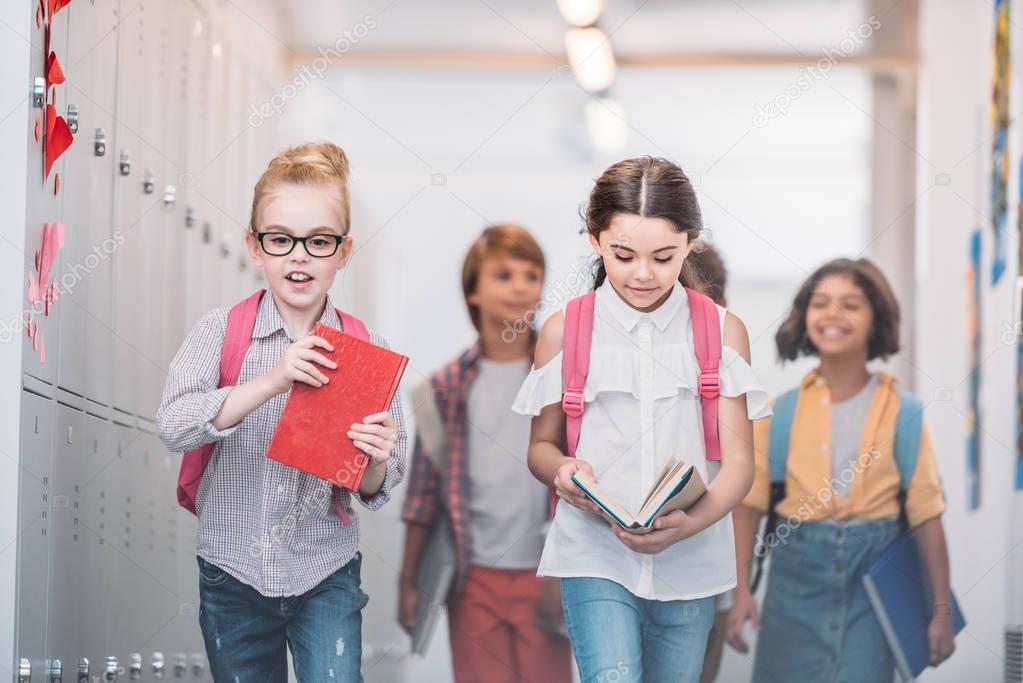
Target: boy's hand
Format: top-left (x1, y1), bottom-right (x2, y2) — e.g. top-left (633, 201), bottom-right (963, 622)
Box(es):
top-left (349, 411), bottom-right (398, 469)
top-left (267, 335), bottom-right (336, 394)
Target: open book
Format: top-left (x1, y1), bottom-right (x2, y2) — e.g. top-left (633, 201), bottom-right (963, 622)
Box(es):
top-left (571, 458), bottom-right (706, 535)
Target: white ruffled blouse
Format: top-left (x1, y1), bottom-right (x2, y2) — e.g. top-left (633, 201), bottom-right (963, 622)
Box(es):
top-left (512, 279), bottom-right (772, 601)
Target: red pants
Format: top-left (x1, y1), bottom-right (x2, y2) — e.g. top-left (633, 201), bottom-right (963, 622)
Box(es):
top-left (448, 566), bottom-right (573, 683)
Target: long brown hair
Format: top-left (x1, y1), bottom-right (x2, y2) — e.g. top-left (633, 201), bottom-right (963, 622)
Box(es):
top-left (584, 156), bottom-right (704, 292)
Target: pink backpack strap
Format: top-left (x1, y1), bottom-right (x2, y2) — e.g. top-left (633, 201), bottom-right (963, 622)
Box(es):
top-left (686, 287), bottom-right (722, 461)
top-left (549, 292), bottom-right (596, 516)
top-left (338, 310), bottom-right (370, 342)
top-left (177, 289), bottom-right (265, 514)
top-left (331, 308), bottom-right (371, 525)
top-left (562, 292), bottom-right (596, 459)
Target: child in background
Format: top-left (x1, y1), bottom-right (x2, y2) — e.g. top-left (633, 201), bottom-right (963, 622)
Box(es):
top-left (686, 243), bottom-right (733, 683)
top-left (726, 258), bottom-right (956, 682)
top-left (515, 157), bottom-right (772, 683)
top-left (157, 142), bottom-right (407, 683)
top-left (398, 225), bottom-right (572, 683)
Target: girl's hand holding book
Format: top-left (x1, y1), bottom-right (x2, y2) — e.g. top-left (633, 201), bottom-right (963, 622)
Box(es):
top-left (611, 508), bottom-right (698, 554)
top-left (553, 460), bottom-right (602, 513)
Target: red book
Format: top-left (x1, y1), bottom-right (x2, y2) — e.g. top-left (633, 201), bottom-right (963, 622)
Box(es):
top-left (266, 322), bottom-right (408, 491)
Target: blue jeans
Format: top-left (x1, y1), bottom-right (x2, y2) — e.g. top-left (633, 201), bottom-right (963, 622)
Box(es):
top-left (197, 553), bottom-right (368, 683)
top-left (560, 577), bottom-right (716, 683)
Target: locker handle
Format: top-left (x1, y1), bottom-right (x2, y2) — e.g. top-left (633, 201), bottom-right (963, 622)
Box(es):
top-left (77, 657), bottom-right (89, 683)
top-left (152, 652), bottom-right (165, 679)
top-left (173, 652), bottom-right (186, 679)
top-left (32, 77), bottom-right (45, 108)
top-left (18, 657), bottom-right (30, 682)
top-left (66, 104), bottom-right (78, 134)
top-left (94, 129), bottom-right (106, 157)
top-left (143, 169), bottom-right (155, 195)
top-left (104, 655), bottom-right (120, 682)
top-left (118, 149), bottom-right (131, 176)
top-left (162, 185), bottom-right (177, 210)
top-left (49, 658), bottom-right (62, 682)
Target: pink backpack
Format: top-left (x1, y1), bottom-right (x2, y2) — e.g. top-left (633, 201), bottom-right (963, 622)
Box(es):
top-left (559, 287), bottom-right (722, 497)
top-left (176, 289), bottom-right (370, 525)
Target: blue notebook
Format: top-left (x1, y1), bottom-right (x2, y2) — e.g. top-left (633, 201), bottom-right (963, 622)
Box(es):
top-left (861, 533), bottom-right (966, 681)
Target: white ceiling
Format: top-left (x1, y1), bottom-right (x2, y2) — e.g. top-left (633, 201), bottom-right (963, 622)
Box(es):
top-left (282, 0), bottom-right (875, 57)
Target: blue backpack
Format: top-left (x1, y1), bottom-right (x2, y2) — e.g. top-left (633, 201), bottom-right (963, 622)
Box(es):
top-left (749, 386), bottom-right (924, 592)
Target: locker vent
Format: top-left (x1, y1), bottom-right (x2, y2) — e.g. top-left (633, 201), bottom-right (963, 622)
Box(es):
top-left (1007, 624), bottom-right (1023, 682)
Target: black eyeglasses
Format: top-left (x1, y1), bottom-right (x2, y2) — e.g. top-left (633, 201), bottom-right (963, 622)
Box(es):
top-left (255, 232), bottom-right (347, 258)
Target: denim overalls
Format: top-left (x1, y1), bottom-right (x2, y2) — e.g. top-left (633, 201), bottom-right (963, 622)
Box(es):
top-left (753, 517), bottom-right (901, 683)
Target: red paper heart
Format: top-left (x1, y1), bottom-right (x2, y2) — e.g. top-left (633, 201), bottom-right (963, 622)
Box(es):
top-left (46, 51), bottom-right (65, 87)
top-left (44, 106), bottom-right (73, 179)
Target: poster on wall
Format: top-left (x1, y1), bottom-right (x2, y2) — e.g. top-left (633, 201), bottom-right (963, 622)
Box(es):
top-left (1017, 161), bottom-right (1023, 491)
top-left (967, 229), bottom-right (982, 508)
top-left (991, 0), bottom-right (1011, 285)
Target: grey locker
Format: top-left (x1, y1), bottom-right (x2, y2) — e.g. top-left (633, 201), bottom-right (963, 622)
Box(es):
top-left (60, 0), bottom-right (121, 408)
top-left (23, 4), bottom-right (70, 387)
top-left (16, 391), bottom-right (55, 683)
top-left (110, 1), bottom-right (155, 418)
top-left (181, 3), bottom-right (214, 328)
top-left (48, 404), bottom-right (87, 681)
top-left (80, 414), bottom-right (115, 683)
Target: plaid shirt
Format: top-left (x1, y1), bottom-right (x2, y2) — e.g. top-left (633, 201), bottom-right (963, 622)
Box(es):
top-left (157, 291), bottom-right (408, 597)
top-left (401, 337), bottom-right (538, 589)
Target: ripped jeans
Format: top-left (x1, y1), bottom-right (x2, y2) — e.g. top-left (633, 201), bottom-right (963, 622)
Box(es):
top-left (197, 553), bottom-right (368, 683)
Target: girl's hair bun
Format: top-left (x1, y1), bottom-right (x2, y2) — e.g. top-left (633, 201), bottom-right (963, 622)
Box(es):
top-left (249, 141), bottom-right (352, 233)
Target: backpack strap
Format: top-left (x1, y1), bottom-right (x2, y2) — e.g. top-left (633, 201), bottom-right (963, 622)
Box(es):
top-left (561, 292), bottom-right (596, 459)
top-left (221, 290), bottom-right (265, 384)
top-left (338, 310), bottom-right (370, 342)
top-left (893, 390), bottom-right (924, 530)
top-left (750, 386), bottom-right (800, 593)
top-left (686, 288), bottom-right (722, 461)
top-left (176, 289), bottom-right (265, 514)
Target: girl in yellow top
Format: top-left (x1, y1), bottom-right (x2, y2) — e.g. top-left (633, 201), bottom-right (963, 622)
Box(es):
top-left (725, 258), bottom-right (956, 682)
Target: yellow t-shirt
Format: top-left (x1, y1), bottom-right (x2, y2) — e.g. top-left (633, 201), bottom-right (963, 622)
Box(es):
top-left (743, 368), bottom-right (945, 528)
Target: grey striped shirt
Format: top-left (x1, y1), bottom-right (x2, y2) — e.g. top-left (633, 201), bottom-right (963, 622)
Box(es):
top-left (156, 291), bottom-right (407, 597)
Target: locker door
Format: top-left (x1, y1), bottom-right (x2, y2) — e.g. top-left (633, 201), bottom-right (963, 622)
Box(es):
top-left (198, 24), bottom-right (229, 313)
top-left (149, 7), bottom-right (188, 419)
top-left (110, 1), bottom-right (156, 417)
top-left (63, 0), bottom-right (121, 409)
top-left (182, 5), bottom-right (213, 327)
top-left (80, 414), bottom-right (114, 683)
top-left (48, 404), bottom-right (87, 680)
top-left (16, 391), bottom-right (55, 683)
top-left (23, 2), bottom-right (71, 387)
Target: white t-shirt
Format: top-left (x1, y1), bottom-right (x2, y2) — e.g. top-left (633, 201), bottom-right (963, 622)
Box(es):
top-left (466, 358), bottom-right (549, 569)
top-left (512, 280), bottom-right (772, 601)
